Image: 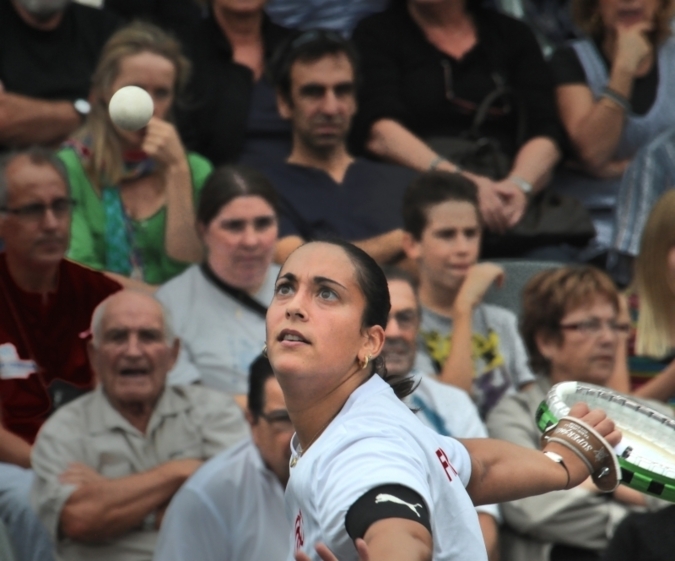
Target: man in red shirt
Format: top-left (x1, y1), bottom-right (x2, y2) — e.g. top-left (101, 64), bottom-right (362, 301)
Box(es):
top-left (0, 147), bottom-right (121, 561)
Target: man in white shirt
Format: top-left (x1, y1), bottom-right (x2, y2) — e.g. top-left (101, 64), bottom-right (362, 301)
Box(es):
top-left (382, 267), bottom-right (500, 561)
top-left (153, 355), bottom-right (293, 561)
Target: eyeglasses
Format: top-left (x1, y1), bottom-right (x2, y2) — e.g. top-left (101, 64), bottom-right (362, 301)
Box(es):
top-left (0, 198), bottom-right (76, 221)
top-left (441, 59), bottom-right (511, 116)
top-left (387, 309), bottom-right (419, 331)
top-left (559, 319), bottom-right (630, 336)
top-left (259, 409), bottom-right (294, 433)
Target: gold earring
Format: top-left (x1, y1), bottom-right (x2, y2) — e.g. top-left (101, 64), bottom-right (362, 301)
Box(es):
top-left (262, 344), bottom-right (268, 358)
top-left (360, 355), bottom-right (371, 370)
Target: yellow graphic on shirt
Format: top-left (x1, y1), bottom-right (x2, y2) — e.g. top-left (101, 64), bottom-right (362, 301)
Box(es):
top-left (421, 329), bottom-right (505, 376)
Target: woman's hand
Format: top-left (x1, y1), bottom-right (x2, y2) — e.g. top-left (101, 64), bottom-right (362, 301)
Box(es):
top-left (142, 117), bottom-right (188, 170)
top-left (614, 22), bottom-right (653, 77)
top-left (468, 175), bottom-right (510, 233)
top-left (493, 180), bottom-right (528, 227)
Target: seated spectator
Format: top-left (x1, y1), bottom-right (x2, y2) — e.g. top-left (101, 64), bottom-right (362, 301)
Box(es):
top-left (381, 266), bottom-right (500, 561)
top-left (264, 0), bottom-right (388, 36)
top-left (31, 290), bottom-right (248, 561)
top-left (601, 505), bottom-right (675, 561)
top-left (611, 128), bottom-right (675, 284)
top-left (401, 171), bottom-right (535, 418)
top-left (156, 166), bottom-right (279, 407)
top-left (352, 0), bottom-right (564, 254)
top-left (263, 30), bottom-right (417, 264)
top-left (0, 0), bottom-right (120, 150)
top-left (153, 355), bottom-right (292, 561)
top-left (548, 0), bottom-right (675, 251)
top-left (621, 191), bottom-right (675, 405)
top-left (487, 265), bottom-right (665, 561)
top-left (175, 0), bottom-right (293, 166)
top-left (60, 22), bottom-right (211, 288)
top-left (0, 148), bottom-right (121, 561)
top-left (103, 0), bottom-right (204, 39)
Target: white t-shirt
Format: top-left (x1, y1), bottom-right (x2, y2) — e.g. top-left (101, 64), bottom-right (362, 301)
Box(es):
top-left (285, 375), bottom-right (486, 561)
top-left (154, 438), bottom-right (290, 561)
top-left (156, 264), bottom-right (279, 394)
top-left (407, 374), bottom-right (500, 521)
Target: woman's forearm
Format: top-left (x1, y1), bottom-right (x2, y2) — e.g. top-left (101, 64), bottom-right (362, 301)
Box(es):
top-left (367, 119), bottom-right (461, 173)
top-left (633, 359), bottom-right (675, 402)
top-left (508, 137), bottom-right (561, 192)
top-left (163, 161), bottom-right (204, 264)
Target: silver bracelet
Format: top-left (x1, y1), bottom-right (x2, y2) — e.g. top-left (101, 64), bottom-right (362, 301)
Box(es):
top-left (428, 155), bottom-right (462, 174)
top-left (508, 175), bottom-right (533, 194)
top-left (601, 87), bottom-right (631, 113)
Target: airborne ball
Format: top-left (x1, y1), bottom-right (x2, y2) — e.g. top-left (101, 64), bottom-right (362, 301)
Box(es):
top-left (108, 86), bottom-right (154, 131)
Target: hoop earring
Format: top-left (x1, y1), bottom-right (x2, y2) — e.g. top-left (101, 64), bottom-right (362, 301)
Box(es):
top-left (262, 344), bottom-right (268, 358)
top-left (360, 355), bottom-right (371, 370)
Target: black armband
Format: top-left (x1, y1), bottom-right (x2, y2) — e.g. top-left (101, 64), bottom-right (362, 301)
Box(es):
top-left (344, 484), bottom-right (432, 540)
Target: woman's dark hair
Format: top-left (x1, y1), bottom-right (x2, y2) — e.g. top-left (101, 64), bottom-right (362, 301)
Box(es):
top-left (197, 165), bottom-right (280, 226)
top-left (248, 354), bottom-right (276, 421)
top-left (270, 29), bottom-right (361, 102)
top-left (315, 239), bottom-right (416, 399)
top-left (402, 171), bottom-right (480, 240)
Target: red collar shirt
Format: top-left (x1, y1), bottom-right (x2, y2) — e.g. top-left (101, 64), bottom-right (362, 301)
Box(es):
top-left (0, 253), bottom-right (120, 443)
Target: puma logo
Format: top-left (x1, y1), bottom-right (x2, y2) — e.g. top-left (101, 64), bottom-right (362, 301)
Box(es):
top-left (374, 494), bottom-right (422, 517)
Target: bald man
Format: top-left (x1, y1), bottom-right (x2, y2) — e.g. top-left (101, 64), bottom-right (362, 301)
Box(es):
top-left (30, 291), bottom-right (249, 561)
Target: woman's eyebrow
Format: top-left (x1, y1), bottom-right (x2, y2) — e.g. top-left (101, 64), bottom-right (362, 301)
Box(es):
top-left (278, 272), bottom-right (297, 283)
top-left (313, 276), bottom-right (346, 290)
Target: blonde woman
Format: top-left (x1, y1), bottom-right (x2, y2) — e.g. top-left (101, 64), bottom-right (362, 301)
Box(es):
top-left (60, 22), bottom-right (212, 288)
top-left (626, 191), bottom-right (675, 403)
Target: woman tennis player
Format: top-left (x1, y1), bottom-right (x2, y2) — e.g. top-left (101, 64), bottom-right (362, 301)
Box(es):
top-left (266, 240), bottom-right (621, 561)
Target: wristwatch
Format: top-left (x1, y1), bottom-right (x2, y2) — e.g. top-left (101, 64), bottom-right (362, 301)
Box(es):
top-left (73, 98), bottom-right (91, 120)
top-left (508, 175), bottom-right (533, 195)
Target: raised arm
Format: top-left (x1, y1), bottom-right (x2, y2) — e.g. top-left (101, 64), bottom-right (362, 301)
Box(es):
top-left (556, 25), bottom-right (652, 172)
top-left (464, 403), bottom-right (620, 506)
top-left (143, 118), bottom-right (204, 264)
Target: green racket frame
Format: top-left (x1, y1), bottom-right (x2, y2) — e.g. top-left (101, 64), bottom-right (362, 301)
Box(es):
top-left (536, 382), bottom-right (675, 503)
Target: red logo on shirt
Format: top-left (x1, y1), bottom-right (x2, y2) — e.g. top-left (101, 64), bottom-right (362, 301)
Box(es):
top-left (294, 510), bottom-right (304, 551)
top-left (436, 448), bottom-right (458, 482)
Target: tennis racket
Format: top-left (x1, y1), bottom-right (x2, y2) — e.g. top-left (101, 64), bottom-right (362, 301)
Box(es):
top-left (536, 381), bottom-right (675, 502)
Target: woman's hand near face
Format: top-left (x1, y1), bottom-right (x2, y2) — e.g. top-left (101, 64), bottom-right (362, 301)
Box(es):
top-left (613, 22), bottom-right (653, 77)
top-left (142, 117), bottom-right (188, 171)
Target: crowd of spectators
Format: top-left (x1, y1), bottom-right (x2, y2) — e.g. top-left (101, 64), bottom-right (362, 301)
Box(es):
top-left (2, 0), bottom-right (675, 560)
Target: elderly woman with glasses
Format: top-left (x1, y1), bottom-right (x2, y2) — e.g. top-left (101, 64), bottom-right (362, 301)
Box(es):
top-left (486, 265), bottom-right (670, 561)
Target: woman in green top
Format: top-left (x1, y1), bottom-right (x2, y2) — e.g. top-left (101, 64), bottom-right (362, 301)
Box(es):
top-left (59, 22), bottom-right (212, 287)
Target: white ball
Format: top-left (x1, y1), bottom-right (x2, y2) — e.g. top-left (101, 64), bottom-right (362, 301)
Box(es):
top-left (108, 86), bottom-right (154, 131)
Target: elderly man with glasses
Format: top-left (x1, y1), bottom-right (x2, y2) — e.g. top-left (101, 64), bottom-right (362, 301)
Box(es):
top-left (0, 147), bottom-right (122, 561)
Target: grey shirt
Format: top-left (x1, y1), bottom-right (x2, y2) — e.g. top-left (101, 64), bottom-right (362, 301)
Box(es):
top-left (415, 303), bottom-right (535, 418)
top-left (30, 385), bottom-right (249, 561)
top-left (156, 264), bottom-right (279, 395)
top-left (153, 438), bottom-right (290, 561)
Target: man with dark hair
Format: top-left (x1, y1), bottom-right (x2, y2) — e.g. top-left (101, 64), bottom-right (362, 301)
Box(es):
top-left (401, 171), bottom-right (535, 419)
top-left (0, 148), bottom-right (121, 561)
top-left (153, 354), bottom-right (292, 561)
top-left (260, 30), bottom-right (417, 264)
top-left (0, 0), bottom-right (120, 150)
top-left (381, 266), bottom-right (500, 561)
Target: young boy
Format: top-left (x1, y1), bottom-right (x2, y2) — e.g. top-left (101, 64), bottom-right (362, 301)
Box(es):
top-left (402, 171), bottom-right (534, 418)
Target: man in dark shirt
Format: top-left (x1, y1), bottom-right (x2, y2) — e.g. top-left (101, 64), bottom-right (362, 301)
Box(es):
top-left (263, 30), bottom-right (417, 264)
top-left (0, 147), bottom-right (121, 561)
top-left (0, 0), bottom-right (120, 150)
